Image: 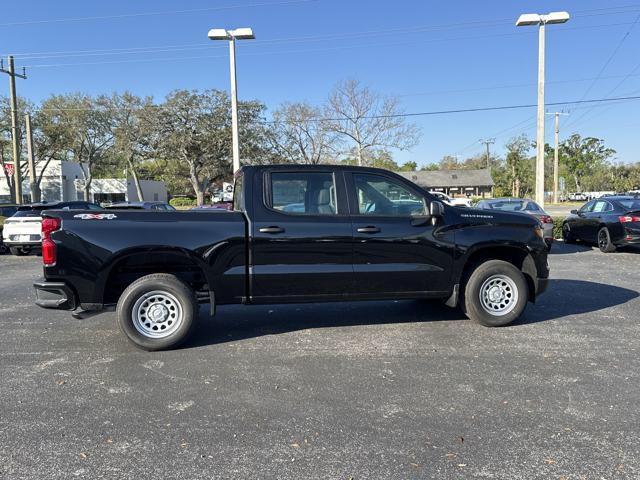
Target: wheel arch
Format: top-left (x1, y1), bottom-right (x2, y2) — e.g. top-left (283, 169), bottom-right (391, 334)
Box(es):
top-left (458, 245), bottom-right (536, 303)
top-left (98, 247), bottom-right (213, 306)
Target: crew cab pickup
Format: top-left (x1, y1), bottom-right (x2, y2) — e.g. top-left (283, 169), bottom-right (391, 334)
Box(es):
top-left (34, 165), bottom-right (549, 350)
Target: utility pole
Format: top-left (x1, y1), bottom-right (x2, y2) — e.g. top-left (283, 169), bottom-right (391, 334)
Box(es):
top-left (546, 111), bottom-right (569, 204)
top-left (0, 56), bottom-right (27, 204)
top-left (479, 138), bottom-right (495, 168)
top-left (25, 112), bottom-right (39, 203)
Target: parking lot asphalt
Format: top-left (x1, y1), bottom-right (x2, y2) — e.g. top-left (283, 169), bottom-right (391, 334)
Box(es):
top-left (1, 243), bottom-right (639, 479)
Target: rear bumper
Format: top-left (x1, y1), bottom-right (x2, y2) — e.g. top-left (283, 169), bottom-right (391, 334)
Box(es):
top-left (33, 281), bottom-right (77, 310)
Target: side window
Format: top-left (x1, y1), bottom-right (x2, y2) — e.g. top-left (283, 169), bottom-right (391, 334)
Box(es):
top-left (353, 174), bottom-right (426, 216)
top-left (269, 172), bottom-right (337, 215)
top-left (579, 201), bottom-right (595, 213)
top-left (593, 201), bottom-right (612, 213)
top-left (86, 203), bottom-right (102, 210)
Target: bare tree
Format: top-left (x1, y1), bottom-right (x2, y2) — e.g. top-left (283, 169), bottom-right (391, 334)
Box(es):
top-left (270, 102), bottom-right (337, 164)
top-left (325, 79), bottom-right (420, 166)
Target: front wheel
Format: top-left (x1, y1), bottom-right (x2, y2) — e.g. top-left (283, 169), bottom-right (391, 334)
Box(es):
top-left (597, 227), bottom-right (616, 253)
top-left (116, 273), bottom-right (198, 350)
top-left (463, 260), bottom-right (529, 327)
top-left (562, 223), bottom-right (575, 244)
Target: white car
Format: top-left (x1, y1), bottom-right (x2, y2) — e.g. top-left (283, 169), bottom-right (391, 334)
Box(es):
top-left (428, 191), bottom-right (472, 208)
top-left (2, 201), bottom-right (101, 255)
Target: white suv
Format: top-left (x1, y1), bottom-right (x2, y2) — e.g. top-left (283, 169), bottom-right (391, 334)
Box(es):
top-left (2, 201), bottom-right (101, 255)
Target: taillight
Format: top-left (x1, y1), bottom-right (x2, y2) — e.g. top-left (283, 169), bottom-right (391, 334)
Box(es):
top-left (539, 215), bottom-right (553, 224)
top-left (41, 217), bottom-right (61, 266)
top-left (619, 215), bottom-right (640, 223)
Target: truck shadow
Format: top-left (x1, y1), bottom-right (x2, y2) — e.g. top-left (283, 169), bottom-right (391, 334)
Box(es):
top-left (185, 279), bottom-right (638, 348)
top-left (549, 242), bottom-right (593, 254)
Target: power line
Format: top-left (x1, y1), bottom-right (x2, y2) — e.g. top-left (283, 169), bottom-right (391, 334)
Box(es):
top-left (568, 12), bottom-right (640, 108)
top-left (0, 0), bottom-right (319, 27)
top-left (19, 21), bottom-right (640, 70)
top-left (5, 18), bottom-right (637, 61)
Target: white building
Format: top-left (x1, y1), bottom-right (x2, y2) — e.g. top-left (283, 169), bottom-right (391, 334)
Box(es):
top-left (0, 160), bottom-right (167, 204)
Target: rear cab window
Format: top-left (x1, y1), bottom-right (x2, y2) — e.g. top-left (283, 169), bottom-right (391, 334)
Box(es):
top-left (268, 172), bottom-right (337, 215)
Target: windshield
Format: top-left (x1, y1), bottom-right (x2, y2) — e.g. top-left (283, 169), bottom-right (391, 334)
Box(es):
top-left (485, 200), bottom-right (542, 212)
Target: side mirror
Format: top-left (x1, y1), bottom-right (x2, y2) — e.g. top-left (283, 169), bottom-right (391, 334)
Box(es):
top-left (570, 209), bottom-right (578, 214)
top-left (430, 200), bottom-right (445, 218)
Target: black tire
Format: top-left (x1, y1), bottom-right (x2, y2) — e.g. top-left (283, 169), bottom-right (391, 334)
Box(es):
top-left (463, 260), bottom-right (529, 327)
top-left (0, 244), bottom-right (7, 255)
top-left (9, 247), bottom-right (28, 256)
top-left (116, 273), bottom-right (198, 351)
top-left (562, 223), bottom-right (575, 244)
top-left (597, 227), bottom-right (616, 253)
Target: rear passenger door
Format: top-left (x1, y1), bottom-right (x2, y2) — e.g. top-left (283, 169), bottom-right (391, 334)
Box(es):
top-left (249, 169), bottom-right (354, 301)
top-left (586, 200), bottom-right (613, 241)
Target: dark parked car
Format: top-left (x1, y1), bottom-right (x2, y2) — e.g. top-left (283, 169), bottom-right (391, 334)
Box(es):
top-left (34, 165), bottom-right (549, 350)
top-left (562, 196), bottom-right (640, 252)
top-left (476, 198), bottom-right (554, 249)
top-left (105, 201), bottom-right (176, 211)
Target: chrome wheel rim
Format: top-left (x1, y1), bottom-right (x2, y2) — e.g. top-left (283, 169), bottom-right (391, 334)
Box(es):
top-left (132, 290), bottom-right (183, 339)
top-left (598, 230), bottom-right (608, 249)
top-left (479, 274), bottom-right (518, 316)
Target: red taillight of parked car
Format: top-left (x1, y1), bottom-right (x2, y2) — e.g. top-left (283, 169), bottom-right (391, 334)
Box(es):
top-left (539, 215), bottom-right (553, 224)
top-left (619, 215), bottom-right (640, 223)
top-left (41, 217), bottom-right (61, 266)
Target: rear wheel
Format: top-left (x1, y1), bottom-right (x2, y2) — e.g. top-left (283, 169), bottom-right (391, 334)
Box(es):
top-left (116, 273), bottom-right (198, 350)
top-left (597, 227), bottom-right (616, 253)
top-left (463, 260), bottom-right (529, 327)
top-left (562, 223), bottom-right (575, 244)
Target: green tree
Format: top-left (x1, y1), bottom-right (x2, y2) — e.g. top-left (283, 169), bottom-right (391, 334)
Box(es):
top-left (560, 134), bottom-right (615, 192)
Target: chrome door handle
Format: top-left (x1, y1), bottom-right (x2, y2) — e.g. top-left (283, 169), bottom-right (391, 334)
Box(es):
top-left (357, 226), bottom-right (381, 234)
top-left (259, 226), bottom-right (285, 234)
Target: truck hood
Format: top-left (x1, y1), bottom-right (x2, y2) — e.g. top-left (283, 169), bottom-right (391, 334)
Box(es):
top-left (454, 207), bottom-right (540, 227)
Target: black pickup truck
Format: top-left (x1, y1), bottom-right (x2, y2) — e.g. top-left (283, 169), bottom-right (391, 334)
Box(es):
top-left (34, 165), bottom-right (549, 350)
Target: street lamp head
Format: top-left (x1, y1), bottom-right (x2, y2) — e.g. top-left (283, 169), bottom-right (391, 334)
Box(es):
top-left (229, 27), bottom-right (255, 40)
top-left (543, 11), bottom-right (570, 24)
top-left (516, 13), bottom-right (541, 26)
top-left (208, 28), bottom-right (229, 40)
top-left (208, 27), bottom-right (255, 40)
top-left (516, 11), bottom-right (570, 26)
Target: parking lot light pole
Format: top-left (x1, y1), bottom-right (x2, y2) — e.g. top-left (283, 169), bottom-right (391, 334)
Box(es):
top-left (516, 11), bottom-right (569, 208)
top-left (208, 27), bottom-right (255, 174)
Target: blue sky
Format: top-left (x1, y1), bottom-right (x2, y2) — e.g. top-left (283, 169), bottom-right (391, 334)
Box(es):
top-left (0, 0), bottom-right (638, 166)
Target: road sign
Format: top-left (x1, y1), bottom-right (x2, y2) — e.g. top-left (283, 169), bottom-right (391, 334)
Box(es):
top-left (3, 163), bottom-right (14, 177)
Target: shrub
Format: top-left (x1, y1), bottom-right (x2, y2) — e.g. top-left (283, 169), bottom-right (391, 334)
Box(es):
top-left (169, 197), bottom-right (196, 207)
top-left (552, 216), bottom-right (565, 239)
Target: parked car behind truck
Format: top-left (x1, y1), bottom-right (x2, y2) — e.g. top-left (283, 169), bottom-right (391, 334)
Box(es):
top-left (34, 165), bottom-right (549, 350)
top-left (476, 198), bottom-right (554, 249)
top-left (3, 201), bottom-right (101, 255)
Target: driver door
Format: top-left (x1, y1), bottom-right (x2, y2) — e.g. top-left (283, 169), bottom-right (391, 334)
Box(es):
top-left (347, 172), bottom-right (452, 297)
